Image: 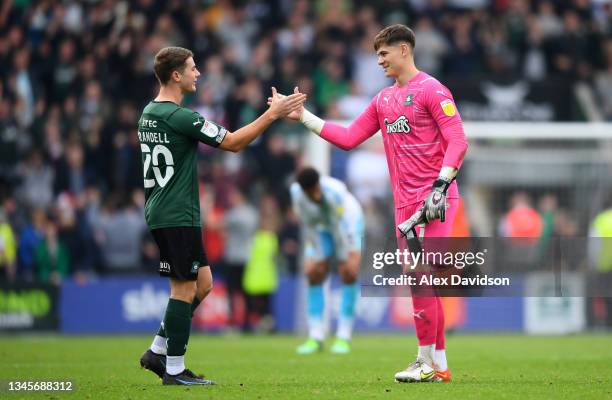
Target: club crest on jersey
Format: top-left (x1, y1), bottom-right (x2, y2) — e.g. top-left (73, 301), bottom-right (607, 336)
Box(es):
top-left (440, 99), bottom-right (456, 116)
top-left (384, 115), bottom-right (411, 134)
top-left (405, 94), bottom-right (414, 106)
top-left (191, 261), bottom-right (199, 274)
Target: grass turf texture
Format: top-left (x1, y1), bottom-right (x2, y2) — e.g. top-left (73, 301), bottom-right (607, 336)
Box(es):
top-left (1, 334), bottom-right (611, 399)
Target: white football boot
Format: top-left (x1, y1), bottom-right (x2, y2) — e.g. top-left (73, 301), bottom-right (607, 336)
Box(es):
top-left (394, 357), bottom-right (438, 383)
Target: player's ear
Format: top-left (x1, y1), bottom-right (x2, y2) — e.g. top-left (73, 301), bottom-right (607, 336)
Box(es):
top-left (171, 70), bottom-right (181, 83)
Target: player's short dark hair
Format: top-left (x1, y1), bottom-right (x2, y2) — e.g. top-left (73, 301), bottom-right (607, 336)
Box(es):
top-left (153, 47), bottom-right (193, 84)
top-left (296, 167), bottom-right (320, 191)
top-left (374, 24), bottom-right (416, 51)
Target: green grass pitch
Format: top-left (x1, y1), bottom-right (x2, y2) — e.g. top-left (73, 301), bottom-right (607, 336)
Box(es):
top-left (1, 334), bottom-right (611, 399)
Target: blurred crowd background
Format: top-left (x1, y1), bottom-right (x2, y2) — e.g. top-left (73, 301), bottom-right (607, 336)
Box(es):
top-left (1, 0), bottom-right (611, 323)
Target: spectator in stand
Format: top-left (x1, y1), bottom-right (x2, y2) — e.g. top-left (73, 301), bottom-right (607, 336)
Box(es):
top-left (0, 209), bottom-right (17, 282)
top-left (0, 98), bottom-right (19, 179)
top-left (413, 16), bottom-right (448, 78)
top-left (91, 190), bottom-right (147, 273)
top-left (243, 195), bottom-right (280, 333)
top-left (16, 149), bottom-right (54, 211)
top-left (200, 184), bottom-right (225, 269)
top-left (17, 208), bottom-right (47, 282)
top-left (0, 0), bottom-right (610, 286)
top-left (314, 57), bottom-right (349, 111)
top-left (595, 38), bottom-right (612, 120)
top-left (54, 139), bottom-right (94, 198)
top-left (588, 197), bottom-right (612, 327)
top-left (499, 192), bottom-right (543, 246)
top-left (222, 186), bottom-right (259, 330)
top-left (276, 3), bottom-right (314, 56)
top-left (278, 207), bottom-right (300, 275)
top-left (337, 82), bottom-right (370, 120)
top-left (35, 217), bottom-right (69, 285)
top-left (255, 134), bottom-right (296, 208)
top-left (536, 193), bottom-right (558, 266)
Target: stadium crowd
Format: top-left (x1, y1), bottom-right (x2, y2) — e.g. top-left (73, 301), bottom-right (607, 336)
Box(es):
top-left (0, 0), bottom-right (611, 287)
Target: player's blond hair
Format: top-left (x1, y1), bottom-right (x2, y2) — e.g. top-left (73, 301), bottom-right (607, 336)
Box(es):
top-left (153, 47), bottom-right (193, 84)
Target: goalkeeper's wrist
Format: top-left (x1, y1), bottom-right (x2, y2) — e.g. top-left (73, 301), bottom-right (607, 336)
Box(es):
top-left (432, 177), bottom-right (452, 194)
top-left (439, 166), bottom-right (457, 181)
top-left (432, 166), bottom-right (457, 194)
top-left (300, 108), bottom-right (325, 135)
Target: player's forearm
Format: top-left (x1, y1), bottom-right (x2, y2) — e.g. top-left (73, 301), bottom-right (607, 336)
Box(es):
top-left (297, 107), bottom-right (373, 151)
top-left (421, 127), bottom-right (467, 223)
top-left (319, 121), bottom-right (375, 151)
top-left (319, 122), bottom-right (354, 150)
top-left (222, 112), bottom-right (276, 152)
top-left (441, 124), bottom-right (468, 170)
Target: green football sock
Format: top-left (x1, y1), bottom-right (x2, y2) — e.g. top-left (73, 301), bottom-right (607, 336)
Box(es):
top-left (157, 297), bottom-right (201, 338)
top-left (156, 322), bottom-right (166, 338)
top-left (164, 299), bottom-right (192, 356)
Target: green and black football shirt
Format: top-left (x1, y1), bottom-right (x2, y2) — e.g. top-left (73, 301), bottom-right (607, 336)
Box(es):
top-left (137, 101), bottom-right (227, 229)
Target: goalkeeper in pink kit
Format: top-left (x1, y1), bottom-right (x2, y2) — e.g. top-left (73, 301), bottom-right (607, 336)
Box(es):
top-left (274, 24), bottom-right (468, 382)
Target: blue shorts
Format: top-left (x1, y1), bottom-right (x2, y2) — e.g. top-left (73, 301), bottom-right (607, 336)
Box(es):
top-left (304, 214), bottom-right (365, 262)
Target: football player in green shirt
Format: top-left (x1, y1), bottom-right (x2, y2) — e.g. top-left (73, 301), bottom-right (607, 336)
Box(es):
top-left (138, 46), bottom-right (306, 385)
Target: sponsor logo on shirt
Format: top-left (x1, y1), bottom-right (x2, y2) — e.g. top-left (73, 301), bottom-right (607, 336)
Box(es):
top-left (384, 115), bottom-right (411, 134)
top-left (159, 261), bottom-right (171, 273)
top-left (440, 99), bottom-right (456, 117)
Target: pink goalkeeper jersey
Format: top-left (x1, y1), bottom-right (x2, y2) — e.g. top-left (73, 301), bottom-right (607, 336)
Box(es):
top-left (321, 71), bottom-right (468, 209)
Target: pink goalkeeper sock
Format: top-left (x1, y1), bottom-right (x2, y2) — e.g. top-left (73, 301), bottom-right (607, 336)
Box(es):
top-left (411, 295), bottom-right (438, 346)
top-left (435, 297), bottom-right (446, 350)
